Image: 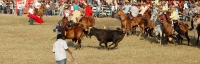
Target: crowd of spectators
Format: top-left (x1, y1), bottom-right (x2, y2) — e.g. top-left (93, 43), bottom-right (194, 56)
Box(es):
top-left (1, 0), bottom-right (200, 21)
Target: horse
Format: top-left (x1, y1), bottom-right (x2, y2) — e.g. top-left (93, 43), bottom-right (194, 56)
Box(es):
top-left (194, 15), bottom-right (200, 45)
top-left (58, 17), bottom-right (85, 49)
top-left (115, 8), bottom-right (134, 35)
top-left (37, 4), bottom-right (46, 20)
top-left (143, 8), bottom-right (154, 37)
top-left (160, 14), bottom-right (190, 45)
top-left (160, 13), bottom-right (175, 44)
top-left (77, 16), bottom-right (95, 35)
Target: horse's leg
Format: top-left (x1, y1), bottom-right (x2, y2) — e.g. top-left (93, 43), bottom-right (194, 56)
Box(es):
top-left (177, 34), bottom-right (183, 44)
top-left (72, 38), bottom-right (77, 43)
top-left (99, 42), bottom-right (104, 47)
top-left (196, 35), bottom-right (199, 45)
top-left (139, 25), bottom-right (144, 37)
top-left (185, 33), bottom-right (190, 46)
top-left (76, 39), bottom-right (82, 49)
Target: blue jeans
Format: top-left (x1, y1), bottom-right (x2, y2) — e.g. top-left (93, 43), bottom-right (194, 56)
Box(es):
top-left (18, 9), bottom-right (22, 16)
top-left (52, 10), bottom-right (55, 15)
top-left (46, 10), bottom-right (50, 16)
top-left (95, 11), bottom-right (100, 17)
top-left (29, 18), bottom-right (34, 25)
top-left (56, 58), bottom-right (66, 64)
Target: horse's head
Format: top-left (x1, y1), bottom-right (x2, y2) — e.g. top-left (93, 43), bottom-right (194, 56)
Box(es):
top-left (41, 4), bottom-right (46, 11)
top-left (159, 14), bottom-right (165, 21)
top-left (115, 8), bottom-right (124, 16)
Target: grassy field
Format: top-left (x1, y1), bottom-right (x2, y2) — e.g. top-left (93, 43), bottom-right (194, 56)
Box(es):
top-left (0, 14), bottom-right (200, 64)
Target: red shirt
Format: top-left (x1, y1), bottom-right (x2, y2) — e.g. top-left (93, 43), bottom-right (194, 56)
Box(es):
top-left (84, 6), bottom-right (93, 17)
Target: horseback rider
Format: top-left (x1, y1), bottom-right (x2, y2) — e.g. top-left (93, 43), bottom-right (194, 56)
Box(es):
top-left (71, 2), bottom-right (81, 23)
top-left (150, 4), bottom-right (158, 22)
top-left (130, 2), bottom-right (139, 18)
top-left (63, 5), bottom-right (72, 21)
top-left (139, 2), bottom-right (150, 16)
top-left (170, 6), bottom-right (184, 35)
top-left (122, 1), bottom-right (131, 15)
top-left (84, 4), bottom-right (94, 25)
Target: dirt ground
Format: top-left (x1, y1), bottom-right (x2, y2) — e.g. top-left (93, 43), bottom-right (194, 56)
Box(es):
top-left (0, 14), bottom-right (200, 64)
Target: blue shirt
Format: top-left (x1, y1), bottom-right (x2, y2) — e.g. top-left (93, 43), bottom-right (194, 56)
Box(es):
top-left (123, 4), bottom-right (131, 14)
top-left (74, 4), bottom-right (79, 11)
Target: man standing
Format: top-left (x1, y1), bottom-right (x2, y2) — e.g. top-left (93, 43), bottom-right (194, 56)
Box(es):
top-left (53, 34), bottom-right (73, 64)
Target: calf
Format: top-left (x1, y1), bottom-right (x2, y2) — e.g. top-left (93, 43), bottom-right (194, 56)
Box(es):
top-left (89, 27), bottom-right (125, 50)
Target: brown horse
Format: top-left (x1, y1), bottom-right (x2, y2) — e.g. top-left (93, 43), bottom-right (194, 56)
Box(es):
top-left (58, 17), bottom-right (85, 49)
top-left (143, 8), bottom-right (154, 37)
top-left (160, 14), bottom-right (175, 44)
top-left (77, 16), bottom-right (95, 34)
top-left (37, 4), bottom-right (46, 20)
top-left (115, 8), bottom-right (134, 35)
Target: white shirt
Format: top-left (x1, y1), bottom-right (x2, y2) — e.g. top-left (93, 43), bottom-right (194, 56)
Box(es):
top-left (183, 3), bottom-right (189, 9)
top-left (17, 3), bottom-right (22, 9)
top-left (28, 8), bottom-right (34, 14)
top-left (46, 4), bottom-right (50, 9)
top-left (130, 6), bottom-right (139, 17)
top-left (0, 1), bottom-right (2, 5)
top-left (53, 39), bottom-right (68, 61)
top-left (139, 5), bottom-right (149, 15)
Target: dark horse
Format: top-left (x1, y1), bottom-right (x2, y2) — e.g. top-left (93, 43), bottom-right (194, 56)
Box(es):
top-left (58, 16), bottom-right (85, 49)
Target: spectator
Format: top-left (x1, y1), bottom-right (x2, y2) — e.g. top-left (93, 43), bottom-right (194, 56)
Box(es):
top-left (17, 1), bottom-right (23, 16)
top-left (0, 1), bottom-right (3, 14)
top-left (21, 1), bottom-right (25, 14)
top-left (51, 2), bottom-right (56, 15)
top-left (46, 3), bottom-right (51, 16)
top-left (59, 3), bottom-right (64, 16)
top-left (96, 4), bottom-right (101, 17)
top-left (9, 2), bottom-right (13, 14)
top-left (2, 1), bottom-right (6, 14)
top-left (183, 1), bottom-right (189, 21)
